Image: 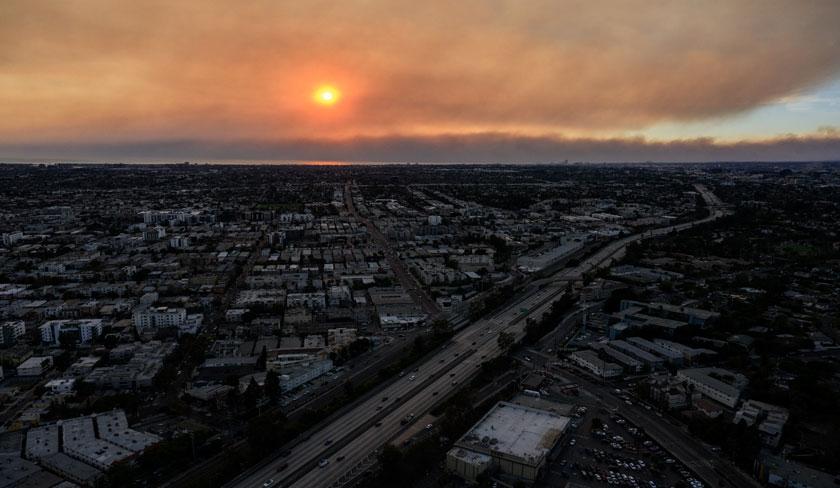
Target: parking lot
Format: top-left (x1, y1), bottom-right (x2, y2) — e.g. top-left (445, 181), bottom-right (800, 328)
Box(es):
top-left (538, 404), bottom-right (706, 488)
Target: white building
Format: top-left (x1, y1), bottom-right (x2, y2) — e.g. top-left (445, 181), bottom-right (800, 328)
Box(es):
top-left (676, 367), bottom-right (748, 408)
top-left (286, 292), bottom-right (326, 310)
top-left (39, 319), bottom-right (104, 346)
top-left (0, 320), bottom-right (26, 345)
top-left (45, 378), bottom-right (76, 394)
top-left (266, 355), bottom-right (333, 392)
top-left (132, 306), bottom-right (201, 335)
top-left (18, 356), bottom-right (53, 377)
top-left (569, 350), bottom-right (622, 378)
top-left (328, 328), bottom-right (358, 349)
top-left (169, 236), bottom-right (190, 249)
top-left (734, 400), bottom-right (789, 447)
top-left (447, 402), bottom-right (570, 484)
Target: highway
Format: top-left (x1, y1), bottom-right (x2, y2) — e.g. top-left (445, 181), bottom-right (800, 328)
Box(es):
top-left (230, 184), bottom-right (729, 488)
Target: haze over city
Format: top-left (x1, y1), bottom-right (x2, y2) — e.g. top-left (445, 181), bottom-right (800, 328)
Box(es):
top-left (1, 3), bottom-right (840, 488)
top-left (2, 0), bottom-right (840, 162)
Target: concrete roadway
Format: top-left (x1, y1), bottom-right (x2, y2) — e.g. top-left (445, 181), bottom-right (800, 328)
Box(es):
top-left (231, 186), bottom-right (729, 488)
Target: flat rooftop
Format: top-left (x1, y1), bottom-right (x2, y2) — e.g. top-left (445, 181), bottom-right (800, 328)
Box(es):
top-left (62, 417), bottom-right (133, 468)
top-left (457, 402), bottom-right (570, 465)
top-left (24, 424), bottom-right (59, 460)
top-left (0, 453), bottom-right (42, 488)
top-left (94, 411), bottom-right (160, 452)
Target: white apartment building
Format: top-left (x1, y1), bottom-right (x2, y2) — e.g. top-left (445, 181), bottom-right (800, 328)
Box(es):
top-left (0, 320), bottom-right (26, 345)
top-left (169, 236), bottom-right (190, 249)
top-left (676, 367), bottom-right (748, 408)
top-left (133, 306), bottom-right (185, 329)
top-left (286, 292), bottom-right (326, 310)
top-left (569, 350), bottom-right (623, 378)
top-left (39, 319), bottom-right (104, 346)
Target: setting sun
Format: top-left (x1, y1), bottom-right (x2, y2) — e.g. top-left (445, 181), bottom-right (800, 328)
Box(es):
top-left (313, 85), bottom-right (340, 106)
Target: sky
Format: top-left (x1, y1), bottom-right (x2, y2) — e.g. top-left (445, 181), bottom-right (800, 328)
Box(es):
top-left (1, 0), bottom-right (839, 163)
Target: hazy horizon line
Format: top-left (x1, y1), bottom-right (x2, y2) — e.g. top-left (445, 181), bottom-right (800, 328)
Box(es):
top-left (2, 131), bottom-right (840, 164)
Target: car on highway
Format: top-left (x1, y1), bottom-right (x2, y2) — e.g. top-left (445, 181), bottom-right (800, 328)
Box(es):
top-left (263, 479), bottom-right (275, 487)
top-left (318, 458), bottom-right (329, 468)
top-left (374, 421), bottom-right (382, 427)
top-left (408, 375), bottom-right (416, 381)
top-left (324, 439), bottom-right (332, 446)
top-left (336, 456), bottom-right (345, 462)
top-left (276, 462), bottom-right (289, 472)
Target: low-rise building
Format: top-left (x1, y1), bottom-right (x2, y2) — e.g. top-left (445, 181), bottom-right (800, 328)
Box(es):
top-left (39, 319), bottom-right (104, 346)
top-left (756, 452), bottom-right (840, 488)
top-left (44, 378), bottom-right (76, 395)
top-left (608, 340), bottom-right (665, 369)
top-left (569, 350), bottom-right (622, 378)
top-left (734, 400), bottom-right (789, 447)
top-left (676, 367), bottom-right (748, 408)
top-left (266, 354), bottom-right (333, 392)
top-left (446, 401), bottom-right (570, 485)
top-left (17, 356), bottom-right (53, 377)
top-left (625, 336), bottom-right (684, 365)
top-left (590, 343), bottom-right (643, 373)
top-left (61, 416), bottom-right (134, 470)
top-left (327, 328), bottom-right (358, 349)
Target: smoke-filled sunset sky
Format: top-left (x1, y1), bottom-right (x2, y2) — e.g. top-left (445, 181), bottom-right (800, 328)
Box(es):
top-left (2, 0), bottom-right (840, 162)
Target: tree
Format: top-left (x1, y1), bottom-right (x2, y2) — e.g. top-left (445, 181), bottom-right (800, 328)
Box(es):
top-left (377, 445), bottom-right (406, 487)
top-left (264, 370), bottom-right (280, 404)
top-left (256, 346), bottom-right (267, 370)
top-left (431, 318), bottom-right (453, 339)
top-left (497, 331), bottom-right (515, 352)
top-left (242, 378), bottom-right (260, 411)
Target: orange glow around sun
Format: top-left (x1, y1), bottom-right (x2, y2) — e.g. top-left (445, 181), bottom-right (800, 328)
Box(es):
top-left (313, 85), bottom-right (340, 106)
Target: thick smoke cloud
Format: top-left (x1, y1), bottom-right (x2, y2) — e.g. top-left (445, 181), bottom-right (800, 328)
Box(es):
top-left (3, 132), bottom-right (839, 163)
top-left (1, 0), bottom-right (840, 145)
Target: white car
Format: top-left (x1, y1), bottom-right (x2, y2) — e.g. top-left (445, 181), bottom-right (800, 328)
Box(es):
top-left (318, 458), bottom-right (329, 468)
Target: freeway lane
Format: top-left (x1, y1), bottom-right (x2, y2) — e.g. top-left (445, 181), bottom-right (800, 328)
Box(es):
top-left (231, 185), bottom-right (729, 488)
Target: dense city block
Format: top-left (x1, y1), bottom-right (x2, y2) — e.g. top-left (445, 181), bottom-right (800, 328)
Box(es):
top-left (0, 162), bottom-right (838, 488)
